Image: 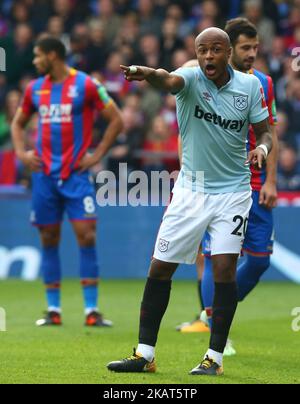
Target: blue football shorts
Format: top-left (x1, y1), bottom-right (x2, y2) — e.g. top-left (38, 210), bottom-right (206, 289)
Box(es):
top-left (31, 171), bottom-right (98, 226)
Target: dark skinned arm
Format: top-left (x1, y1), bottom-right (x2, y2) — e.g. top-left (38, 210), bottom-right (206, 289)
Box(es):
top-left (120, 65), bottom-right (185, 94)
top-left (259, 125), bottom-right (278, 208)
top-left (78, 100), bottom-right (124, 172)
top-left (11, 108), bottom-right (42, 172)
top-left (247, 117), bottom-right (273, 170)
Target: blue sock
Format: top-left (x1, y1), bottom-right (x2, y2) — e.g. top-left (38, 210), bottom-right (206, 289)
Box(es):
top-left (41, 246), bottom-right (61, 311)
top-left (80, 247), bottom-right (99, 312)
top-left (202, 256), bottom-right (215, 329)
top-left (46, 287), bottom-right (61, 312)
top-left (41, 246), bottom-right (61, 284)
top-left (82, 283), bottom-right (98, 313)
top-left (237, 254), bottom-right (270, 301)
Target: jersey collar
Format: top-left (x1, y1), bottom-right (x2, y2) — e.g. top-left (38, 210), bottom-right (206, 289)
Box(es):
top-left (199, 65), bottom-right (234, 91)
top-left (45, 67), bottom-right (77, 84)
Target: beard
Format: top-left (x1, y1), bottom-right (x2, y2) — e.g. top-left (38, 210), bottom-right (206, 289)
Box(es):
top-left (37, 61), bottom-right (52, 75)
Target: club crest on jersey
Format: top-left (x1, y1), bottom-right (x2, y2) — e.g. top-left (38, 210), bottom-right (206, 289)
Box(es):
top-left (67, 85), bottom-right (79, 98)
top-left (158, 239), bottom-right (169, 253)
top-left (233, 95), bottom-right (248, 111)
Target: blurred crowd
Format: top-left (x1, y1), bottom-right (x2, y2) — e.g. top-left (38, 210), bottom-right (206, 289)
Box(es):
top-left (1, 0), bottom-right (300, 191)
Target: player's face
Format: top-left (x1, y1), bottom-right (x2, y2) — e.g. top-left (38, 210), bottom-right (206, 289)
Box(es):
top-left (196, 40), bottom-right (231, 84)
top-left (33, 46), bottom-right (53, 75)
top-left (231, 35), bottom-right (259, 72)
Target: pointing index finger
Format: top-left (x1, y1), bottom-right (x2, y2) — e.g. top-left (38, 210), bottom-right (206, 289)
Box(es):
top-left (120, 65), bottom-right (129, 73)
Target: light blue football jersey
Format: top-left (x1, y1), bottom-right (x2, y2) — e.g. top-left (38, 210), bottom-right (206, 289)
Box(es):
top-left (173, 65), bottom-right (269, 194)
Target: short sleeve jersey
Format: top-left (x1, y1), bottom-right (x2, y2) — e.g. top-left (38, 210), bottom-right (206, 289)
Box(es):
top-left (21, 68), bottom-right (113, 180)
top-left (173, 65), bottom-right (269, 193)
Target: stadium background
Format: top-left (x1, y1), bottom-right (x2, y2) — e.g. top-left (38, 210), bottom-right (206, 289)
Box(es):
top-left (0, 0), bottom-right (300, 283)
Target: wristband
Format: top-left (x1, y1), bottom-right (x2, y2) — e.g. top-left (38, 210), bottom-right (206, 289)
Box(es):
top-left (257, 144), bottom-right (268, 157)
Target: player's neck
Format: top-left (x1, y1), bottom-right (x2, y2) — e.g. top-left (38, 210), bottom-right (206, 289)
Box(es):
top-left (48, 64), bottom-right (70, 83)
top-left (230, 60), bottom-right (248, 74)
top-left (214, 70), bottom-right (230, 89)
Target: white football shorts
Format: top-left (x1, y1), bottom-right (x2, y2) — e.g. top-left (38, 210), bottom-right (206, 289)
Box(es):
top-left (153, 183), bottom-right (252, 264)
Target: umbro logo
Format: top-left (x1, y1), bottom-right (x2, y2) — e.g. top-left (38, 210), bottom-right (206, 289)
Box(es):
top-left (202, 92), bottom-right (212, 102)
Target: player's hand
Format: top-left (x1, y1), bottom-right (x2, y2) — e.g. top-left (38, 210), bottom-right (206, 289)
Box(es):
top-left (19, 150), bottom-right (42, 172)
top-left (259, 182), bottom-right (277, 209)
top-left (78, 153), bottom-right (100, 172)
top-left (246, 147), bottom-right (267, 170)
top-left (120, 65), bottom-right (149, 81)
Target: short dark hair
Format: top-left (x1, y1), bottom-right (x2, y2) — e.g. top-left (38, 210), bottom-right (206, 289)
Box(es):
top-left (35, 36), bottom-right (66, 60)
top-left (225, 18), bottom-right (258, 46)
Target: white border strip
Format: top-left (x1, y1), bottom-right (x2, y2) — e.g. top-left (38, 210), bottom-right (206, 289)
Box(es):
top-left (271, 242), bottom-right (300, 284)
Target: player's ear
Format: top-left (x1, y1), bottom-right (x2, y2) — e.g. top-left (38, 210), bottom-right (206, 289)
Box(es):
top-left (48, 50), bottom-right (57, 63)
top-left (227, 46), bottom-right (232, 61)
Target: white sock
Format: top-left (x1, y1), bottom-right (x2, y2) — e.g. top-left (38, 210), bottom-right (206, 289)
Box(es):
top-left (205, 349), bottom-right (223, 367)
top-left (200, 310), bottom-right (208, 325)
top-left (85, 307), bottom-right (98, 315)
top-left (136, 344), bottom-right (155, 362)
top-left (48, 307), bottom-right (61, 313)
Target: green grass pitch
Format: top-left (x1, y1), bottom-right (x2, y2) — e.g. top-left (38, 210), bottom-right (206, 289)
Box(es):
top-left (0, 279), bottom-right (299, 384)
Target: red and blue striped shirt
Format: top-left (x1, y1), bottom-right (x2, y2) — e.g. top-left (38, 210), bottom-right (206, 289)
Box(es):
top-left (21, 68), bottom-right (112, 180)
top-left (248, 69), bottom-right (277, 191)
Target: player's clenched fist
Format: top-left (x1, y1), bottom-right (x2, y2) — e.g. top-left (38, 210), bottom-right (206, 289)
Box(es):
top-left (120, 65), bottom-right (151, 81)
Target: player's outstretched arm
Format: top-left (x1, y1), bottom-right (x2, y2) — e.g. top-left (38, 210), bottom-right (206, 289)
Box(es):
top-left (11, 108), bottom-right (42, 172)
top-left (247, 118), bottom-right (273, 170)
top-left (120, 65), bottom-right (184, 94)
top-left (78, 101), bottom-right (123, 172)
